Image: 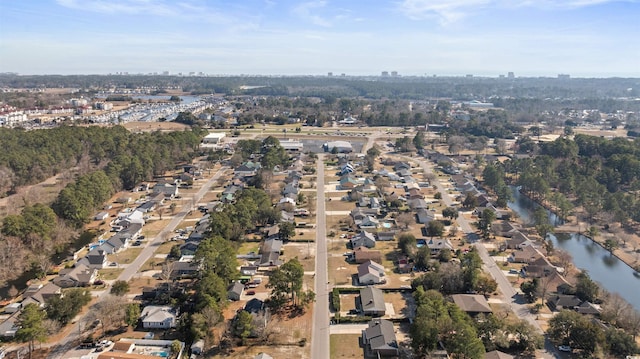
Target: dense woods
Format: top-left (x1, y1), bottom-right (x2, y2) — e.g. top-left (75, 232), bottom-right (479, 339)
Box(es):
top-left (0, 125), bottom-right (206, 292)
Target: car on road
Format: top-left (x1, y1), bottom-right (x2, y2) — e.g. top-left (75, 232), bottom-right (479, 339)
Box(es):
top-left (558, 345), bottom-right (572, 352)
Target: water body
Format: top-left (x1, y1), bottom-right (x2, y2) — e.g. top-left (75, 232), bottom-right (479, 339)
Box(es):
top-left (508, 187), bottom-right (640, 311)
top-left (96, 94), bottom-right (201, 104)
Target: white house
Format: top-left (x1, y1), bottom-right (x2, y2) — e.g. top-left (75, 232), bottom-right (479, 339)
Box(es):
top-left (140, 306), bottom-right (176, 329)
top-left (357, 260), bottom-right (386, 285)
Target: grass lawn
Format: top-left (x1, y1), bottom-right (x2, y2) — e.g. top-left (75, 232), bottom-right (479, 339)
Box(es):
top-left (329, 256), bottom-right (354, 286)
top-left (107, 248), bottom-right (143, 265)
top-left (99, 268), bottom-right (124, 280)
top-left (153, 241), bottom-right (176, 255)
top-left (239, 241), bottom-right (261, 255)
top-left (330, 334), bottom-right (362, 358)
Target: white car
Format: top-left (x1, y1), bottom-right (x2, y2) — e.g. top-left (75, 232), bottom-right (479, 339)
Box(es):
top-left (558, 345), bottom-right (571, 352)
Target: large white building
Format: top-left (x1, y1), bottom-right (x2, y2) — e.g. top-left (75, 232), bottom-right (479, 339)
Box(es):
top-left (201, 132), bottom-right (226, 148)
top-left (323, 140), bottom-right (353, 153)
top-left (0, 111), bottom-right (28, 127)
top-left (278, 139), bottom-right (304, 151)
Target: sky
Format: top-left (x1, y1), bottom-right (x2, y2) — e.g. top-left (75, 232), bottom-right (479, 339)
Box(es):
top-left (0, 0), bottom-right (639, 77)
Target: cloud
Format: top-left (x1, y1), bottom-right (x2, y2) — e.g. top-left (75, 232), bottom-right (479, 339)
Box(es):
top-left (55, 0), bottom-right (231, 23)
top-left (398, 0), bottom-right (638, 24)
top-left (293, 1), bottom-right (332, 27)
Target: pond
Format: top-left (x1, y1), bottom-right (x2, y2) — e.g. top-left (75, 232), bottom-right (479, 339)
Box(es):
top-left (508, 187), bottom-right (640, 311)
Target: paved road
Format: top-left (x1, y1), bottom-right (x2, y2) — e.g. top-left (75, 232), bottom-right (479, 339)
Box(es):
top-left (405, 156), bottom-right (557, 359)
top-left (46, 166), bottom-right (228, 359)
top-left (311, 154), bottom-right (330, 359)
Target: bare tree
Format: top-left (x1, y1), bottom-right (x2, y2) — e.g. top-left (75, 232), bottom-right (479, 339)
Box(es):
top-left (396, 212), bottom-right (415, 230)
top-left (554, 249), bottom-right (573, 272)
top-left (601, 292), bottom-right (632, 326)
top-left (90, 295), bottom-right (127, 337)
top-left (33, 252), bottom-right (53, 279)
top-left (160, 261), bottom-right (175, 290)
top-left (156, 206), bottom-right (165, 220)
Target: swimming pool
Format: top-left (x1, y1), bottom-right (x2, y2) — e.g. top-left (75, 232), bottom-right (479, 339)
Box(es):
top-left (150, 352), bottom-right (169, 358)
top-left (382, 223), bottom-right (392, 228)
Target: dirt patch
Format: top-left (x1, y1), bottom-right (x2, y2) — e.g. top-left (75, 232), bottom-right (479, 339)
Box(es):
top-left (122, 121), bottom-right (190, 132)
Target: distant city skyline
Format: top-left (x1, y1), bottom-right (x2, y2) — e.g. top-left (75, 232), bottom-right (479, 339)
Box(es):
top-left (1, 0), bottom-right (639, 78)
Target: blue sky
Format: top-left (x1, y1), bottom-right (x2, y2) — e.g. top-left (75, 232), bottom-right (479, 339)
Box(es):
top-left (1, 0), bottom-right (639, 77)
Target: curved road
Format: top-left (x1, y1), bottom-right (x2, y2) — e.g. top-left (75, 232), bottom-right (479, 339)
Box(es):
top-left (46, 166), bottom-right (228, 359)
top-left (311, 154), bottom-right (330, 359)
top-left (404, 156), bottom-right (557, 359)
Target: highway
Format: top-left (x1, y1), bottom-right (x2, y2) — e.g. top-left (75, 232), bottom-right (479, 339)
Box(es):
top-left (46, 165), bottom-right (228, 359)
top-left (310, 154), bottom-right (330, 359)
top-left (405, 156), bottom-right (557, 358)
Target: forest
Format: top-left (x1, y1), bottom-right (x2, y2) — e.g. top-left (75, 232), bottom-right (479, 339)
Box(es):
top-left (0, 125), bottom-right (206, 293)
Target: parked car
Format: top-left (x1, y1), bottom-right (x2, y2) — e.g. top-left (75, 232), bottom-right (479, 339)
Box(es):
top-left (558, 345), bottom-right (571, 352)
top-left (246, 290), bottom-right (256, 295)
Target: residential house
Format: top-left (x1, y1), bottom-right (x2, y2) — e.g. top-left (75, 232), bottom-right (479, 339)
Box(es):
top-left (339, 163), bottom-right (355, 175)
top-left (426, 238), bottom-right (454, 255)
top-left (53, 263), bottom-right (97, 288)
top-left (171, 261), bottom-right (200, 279)
top-left (240, 266), bottom-right (259, 276)
top-left (359, 215), bottom-right (380, 229)
top-left (153, 183), bottom-right (179, 199)
top-left (510, 245), bottom-right (545, 263)
top-left (280, 210), bottom-right (295, 223)
top-left (22, 283), bottom-right (63, 308)
top-left (140, 306), bottom-right (176, 329)
top-left (451, 294), bottom-right (492, 316)
top-left (576, 301), bottom-right (601, 315)
top-left (353, 246), bottom-right (383, 264)
top-left (357, 287), bottom-right (386, 317)
top-left (397, 255), bottom-right (413, 273)
top-left (94, 212), bottom-right (109, 221)
top-left (358, 260), bottom-right (386, 285)
top-left (503, 231), bottom-right (531, 250)
top-left (547, 295), bottom-right (582, 311)
top-left (393, 162), bottom-right (411, 172)
top-left (407, 188), bottom-right (424, 200)
top-left (522, 256), bottom-right (557, 277)
top-left (179, 241), bottom-right (199, 256)
top-left (408, 199), bottom-right (428, 211)
top-left (350, 232), bottom-right (376, 249)
top-left (228, 282), bottom-right (245, 301)
top-left (362, 319), bottom-right (398, 357)
top-left (339, 175), bottom-right (359, 190)
top-left (416, 209), bottom-right (435, 224)
top-left (282, 183), bottom-right (299, 196)
top-left (377, 231), bottom-right (396, 241)
top-left (78, 248), bottom-right (108, 269)
top-left (244, 298), bottom-right (266, 314)
top-left (136, 201), bottom-right (156, 213)
top-left (234, 162), bottom-right (261, 177)
top-left (485, 350), bottom-right (514, 359)
top-left (0, 315), bottom-right (18, 338)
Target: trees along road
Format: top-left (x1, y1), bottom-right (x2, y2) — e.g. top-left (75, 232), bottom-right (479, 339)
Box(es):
top-left (405, 156), bottom-right (557, 359)
top-left (311, 154), bottom-right (330, 359)
top-left (46, 166), bottom-right (228, 359)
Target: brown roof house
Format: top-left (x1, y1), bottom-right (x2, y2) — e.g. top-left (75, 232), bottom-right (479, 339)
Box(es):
top-left (22, 283), bottom-right (63, 308)
top-left (451, 294), bottom-right (492, 316)
top-left (53, 263), bottom-right (97, 288)
top-left (361, 319), bottom-right (398, 357)
top-left (353, 246), bottom-right (383, 264)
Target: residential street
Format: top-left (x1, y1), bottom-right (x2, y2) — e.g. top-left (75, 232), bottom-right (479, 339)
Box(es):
top-left (311, 154), bottom-right (330, 359)
top-left (406, 156), bottom-right (557, 359)
top-left (46, 165), bottom-right (228, 359)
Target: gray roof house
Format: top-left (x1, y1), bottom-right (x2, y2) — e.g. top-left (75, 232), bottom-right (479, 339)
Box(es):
top-left (153, 183), bottom-right (179, 198)
top-left (78, 248), bottom-right (108, 269)
top-left (362, 319), bottom-right (399, 357)
top-left (350, 231), bottom-right (376, 249)
top-left (140, 305), bottom-right (176, 329)
top-left (426, 238), bottom-right (454, 255)
top-left (228, 281), bottom-right (245, 301)
top-left (416, 209), bottom-right (435, 224)
top-left (357, 287), bottom-right (386, 317)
